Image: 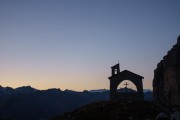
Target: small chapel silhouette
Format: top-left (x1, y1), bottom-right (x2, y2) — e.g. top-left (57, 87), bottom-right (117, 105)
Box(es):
top-left (108, 63), bottom-right (144, 100)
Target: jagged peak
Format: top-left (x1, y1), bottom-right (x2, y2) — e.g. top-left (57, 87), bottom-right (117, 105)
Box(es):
top-left (177, 34), bottom-right (180, 44)
top-left (16, 85), bottom-right (33, 89)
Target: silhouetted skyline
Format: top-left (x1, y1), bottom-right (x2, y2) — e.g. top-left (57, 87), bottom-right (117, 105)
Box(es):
top-left (0, 0), bottom-right (180, 90)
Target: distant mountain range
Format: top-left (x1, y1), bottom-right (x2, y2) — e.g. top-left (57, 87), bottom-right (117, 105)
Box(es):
top-left (89, 88), bottom-right (152, 93)
top-left (0, 85), bottom-right (152, 120)
top-left (0, 86), bottom-right (37, 95)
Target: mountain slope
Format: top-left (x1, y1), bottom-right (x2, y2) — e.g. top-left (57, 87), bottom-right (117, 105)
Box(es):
top-left (52, 100), bottom-right (161, 120)
top-left (0, 86), bottom-right (109, 120)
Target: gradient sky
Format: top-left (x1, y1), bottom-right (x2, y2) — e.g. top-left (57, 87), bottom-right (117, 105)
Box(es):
top-left (0, 0), bottom-right (180, 91)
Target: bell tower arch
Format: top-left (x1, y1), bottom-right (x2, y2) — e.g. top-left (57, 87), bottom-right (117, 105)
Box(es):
top-left (111, 63), bottom-right (120, 75)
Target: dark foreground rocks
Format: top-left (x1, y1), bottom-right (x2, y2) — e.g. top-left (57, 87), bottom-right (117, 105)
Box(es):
top-left (52, 100), bottom-right (166, 120)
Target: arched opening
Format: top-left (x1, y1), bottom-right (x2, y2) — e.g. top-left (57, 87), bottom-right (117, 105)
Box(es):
top-left (117, 80), bottom-right (137, 93)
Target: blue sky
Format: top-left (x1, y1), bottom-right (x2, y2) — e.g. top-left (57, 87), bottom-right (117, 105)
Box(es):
top-left (0, 0), bottom-right (180, 90)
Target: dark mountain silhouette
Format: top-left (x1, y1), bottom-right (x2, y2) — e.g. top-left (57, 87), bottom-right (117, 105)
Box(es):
top-left (0, 86), bottom-right (152, 120)
top-left (15, 86), bottom-right (37, 94)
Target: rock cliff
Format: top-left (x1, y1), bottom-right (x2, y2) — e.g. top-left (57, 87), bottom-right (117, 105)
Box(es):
top-left (153, 35), bottom-right (180, 105)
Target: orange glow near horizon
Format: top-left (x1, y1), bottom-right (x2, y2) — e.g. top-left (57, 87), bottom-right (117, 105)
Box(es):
top-left (0, 67), bottom-right (152, 91)
top-left (0, 68), bottom-right (108, 91)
